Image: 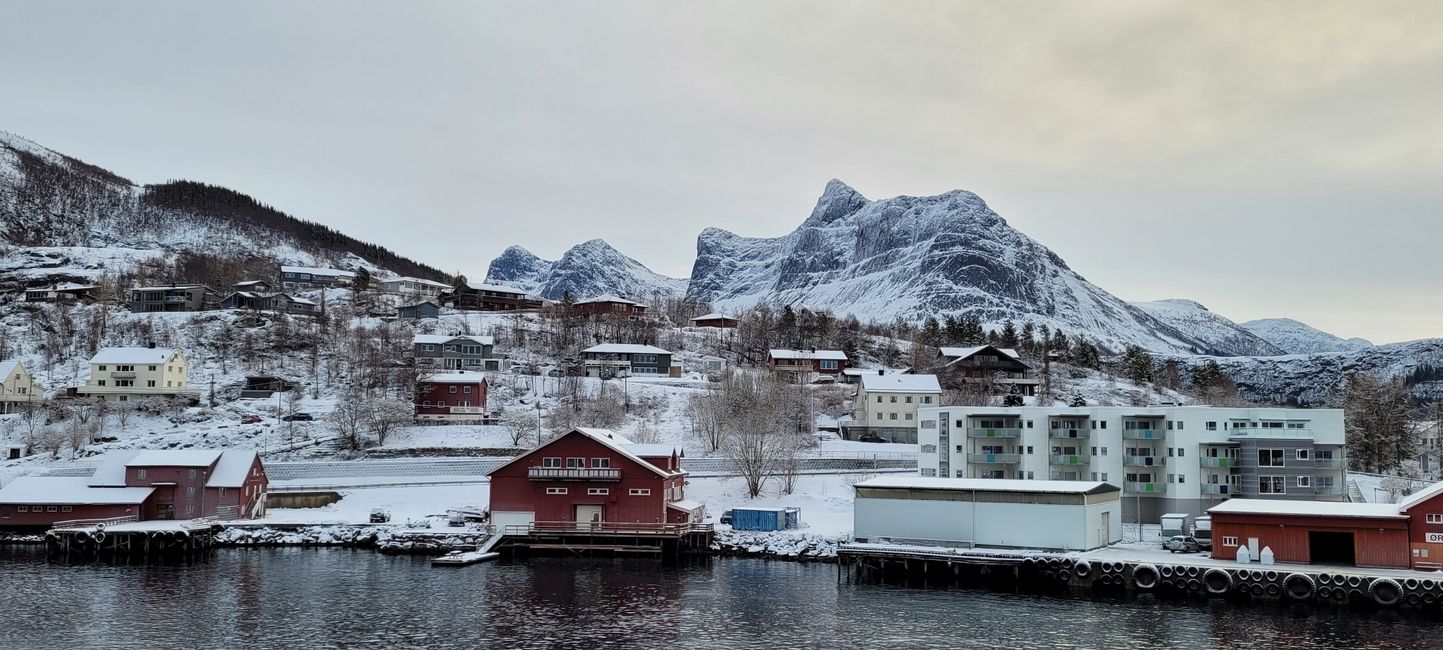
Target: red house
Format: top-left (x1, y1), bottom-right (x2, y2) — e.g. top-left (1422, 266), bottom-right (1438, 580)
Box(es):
top-left (0, 449), bottom-right (267, 529)
top-left (415, 372), bottom-right (488, 421)
top-left (1209, 482), bottom-right (1443, 570)
top-left (768, 349), bottom-right (848, 376)
top-left (487, 428), bottom-right (701, 531)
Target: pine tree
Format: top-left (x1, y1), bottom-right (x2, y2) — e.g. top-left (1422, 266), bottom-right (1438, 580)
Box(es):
top-left (922, 316), bottom-right (942, 347)
top-left (1073, 339), bottom-right (1100, 370)
top-left (1019, 322), bottom-right (1036, 356)
top-left (960, 315), bottom-right (985, 345)
top-left (1069, 394), bottom-right (1087, 407)
top-left (1000, 320), bottom-right (1018, 348)
top-left (353, 267), bottom-right (371, 293)
top-left (1121, 345), bottom-right (1154, 385)
top-left (942, 315), bottom-right (962, 345)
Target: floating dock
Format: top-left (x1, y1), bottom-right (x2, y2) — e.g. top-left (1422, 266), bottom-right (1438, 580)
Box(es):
top-left (46, 516), bottom-right (219, 559)
top-left (837, 543), bottom-right (1443, 610)
top-left (432, 550), bottom-right (500, 566)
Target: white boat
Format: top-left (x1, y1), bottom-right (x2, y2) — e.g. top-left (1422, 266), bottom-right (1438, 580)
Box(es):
top-left (431, 550), bottom-right (499, 567)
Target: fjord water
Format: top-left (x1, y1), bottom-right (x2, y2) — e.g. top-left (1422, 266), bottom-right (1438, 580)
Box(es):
top-left (0, 547), bottom-right (1435, 649)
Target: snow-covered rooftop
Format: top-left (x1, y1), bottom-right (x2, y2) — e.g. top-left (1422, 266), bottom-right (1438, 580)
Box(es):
top-left (465, 282), bottom-right (528, 295)
top-left (413, 334), bottom-right (494, 346)
top-left (769, 349), bottom-right (848, 361)
top-left (1207, 499), bottom-right (1406, 519)
top-left (126, 450), bottom-right (223, 468)
top-left (939, 345), bottom-right (1021, 360)
top-left (0, 477), bottom-right (155, 505)
top-left (132, 284), bottom-right (208, 291)
top-left (89, 450), bottom-right (141, 487)
top-left (281, 265), bottom-right (356, 278)
top-left (282, 295), bottom-right (318, 306)
top-left (860, 373), bottom-right (941, 393)
top-left (0, 360), bottom-right (22, 378)
top-left (623, 443), bottom-right (682, 458)
top-left (689, 313), bottom-right (735, 322)
top-left (234, 280), bottom-right (268, 287)
top-left (90, 347), bottom-right (177, 365)
top-left (667, 499), bottom-right (703, 512)
top-left (207, 450), bottom-right (259, 488)
top-left (1400, 482), bottom-right (1443, 512)
top-left (385, 277), bottom-right (450, 288)
top-left (583, 344), bottom-right (671, 355)
top-left (856, 476), bottom-right (1118, 495)
top-left (421, 373), bottom-right (489, 383)
top-left (488, 428), bottom-right (677, 479)
top-left (575, 296), bottom-right (645, 307)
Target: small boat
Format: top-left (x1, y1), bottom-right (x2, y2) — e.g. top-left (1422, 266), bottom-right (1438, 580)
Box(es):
top-left (431, 550), bottom-right (499, 567)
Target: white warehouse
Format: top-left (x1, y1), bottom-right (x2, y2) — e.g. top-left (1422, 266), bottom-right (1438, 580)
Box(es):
top-left (852, 477), bottom-right (1123, 551)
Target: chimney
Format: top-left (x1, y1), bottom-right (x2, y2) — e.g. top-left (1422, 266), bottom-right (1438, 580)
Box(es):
top-left (147, 341), bottom-right (156, 349)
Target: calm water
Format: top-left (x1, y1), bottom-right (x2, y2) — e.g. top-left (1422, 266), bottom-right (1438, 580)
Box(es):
top-left (0, 547), bottom-right (1438, 649)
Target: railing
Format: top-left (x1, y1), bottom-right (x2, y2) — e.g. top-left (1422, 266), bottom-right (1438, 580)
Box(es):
top-left (449, 406), bottom-right (486, 414)
top-left (164, 295), bottom-right (188, 303)
top-left (1122, 429), bottom-right (1163, 440)
top-left (1123, 456), bottom-right (1159, 467)
top-left (966, 453), bottom-right (1020, 464)
top-left (110, 371), bottom-right (136, 379)
top-left (50, 515), bottom-right (139, 530)
top-left (1314, 485), bottom-right (1345, 496)
top-left (1313, 458), bottom-right (1344, 469)
top-left (527, 467), bottom-right (621, 481)
top-left (966, 428), bottom-right (1021, 438)
top-left (1228, 427), bottom-right (1313, 439)
top-left (504, 521), bottom-right (714, 536)
top-left (1124, 482), bottom-right (1161, 493)
top-left (1201, 484), bottom-right (1230, 495)
top-left (1049, 454), bottom-right (1088, 465)
top-left (1048, 428), bottom-right (1089, 440)
top-left (1200, 457), bottom-right (1232, 468)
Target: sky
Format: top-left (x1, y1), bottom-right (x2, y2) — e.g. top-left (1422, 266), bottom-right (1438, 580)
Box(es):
top-left (2, 1), bottom-right (1440, 344)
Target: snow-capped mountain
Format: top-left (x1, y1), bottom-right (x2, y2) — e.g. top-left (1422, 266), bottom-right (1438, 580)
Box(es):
top-left (0, 130), bottom-right (445, 287)
top-left (687, 179), bottom-right (1227, 354)
top-left (1173, 338), bottom-right (1442, 405)
top-left (484, 239), bottom-right (687, 302)
top-left (1132, 299), bottom-right (1285, 357)
top-left (1238, 318), bottom-right (1374, 355)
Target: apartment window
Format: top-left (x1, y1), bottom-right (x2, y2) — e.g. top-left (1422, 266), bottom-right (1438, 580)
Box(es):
top-left (1258, 449), bottom-right (1284, 467)
top-left (437, 401), bottom-right (445, 407)
top-left (148, 365), bottom-right (157, 372)
top-left (1297, 476), bottom-right (1311, 488)
top-left (1260, 476), bottom-right (1285, 494)
top-left (1317, 449), bottom-right (1335, 461)
top-left (875, 413), bottom-right (883, 421)
top-left (1091, 472), bottom-right (1098, 481)
top-left (1206, 421), bottom-right (1217, 431)
top-left (1178, 475), bottom-right (1185, 484)
top-left (542, 457), bottom-right (562, 468)
top-left (147, 380), bottom-right (156, 387)
top-left (591, 458), bottom-right (610, 468)
top-left (422, 401), bottom-right (431, 407)
top-left (1427, 514), bottom-right (1443, 524)
top-left (1026, 472), bottom-right (1035, 480)
top-left (587, 488), bottom-right (609, 496)
top-left (629, 489), bottom-right (651, 496)
top-left (1026, 420), bottom-right (1034, 428)
top-left (889, 396), bottom-right (897, 403)
top-left (1101, 473), bottom-right (1108, 481)
top-left (819, 360), bottom-right (838, 370)
top-left (921, 468), bottom-right (938, 477)
top-left (876, 396), bottom-right (882, 403)
top-left (905, 396), bottom-right (913, 404)
top-left (921, 444), bottom-right (938, 454)
top-left (99, 365), bottom-right (108, 371)
top-left (97, 380), bottom-right (106, 386)
top-left (1100, 421), bottom-right (1107, 429)
top-left (546, 488), bottom-right (568, 495)
top-left (138, 469), bottom-right (147, 480)
top-left (1100, 447), bottom-right (1108, 456)
top-left (922, 396), bottom-right (933, 404)
top-left (1296, 449), bottom-right (1310, 460)
top-left (1177, 422), bottom-right (1184, 430)
top-left (1223, 536), bottom-right (1238, 547)
top-left (905, 413), bottom-right (914, 421)
top-left (449, 386), bottom-right (457, 393)
top-left (1287, 422), bottom-right (1306, 429)
top-left (1168, 448), bottom-right (1175, 457)
top-left (1090, 421), bottom-right (1096, 430)
top-left (566, 457), bottom-right (585, 468)
top-left (1091, 446), bottom-right (1098, 455)
top-left (459, 401), bottom-right (469, 407)
top-left (1167, 421), bottom-right (1174, 431)
top-left (920, 420), bottom-right (936, 429)
top-left (1026, 446), bottom-right (1034, 454)
top-left (1168, 474), bottom-right (1176, 483)
top-left (889, 413), bottom-right (898, 420)
top-left (1177, 448), bottom-right (1185, 457)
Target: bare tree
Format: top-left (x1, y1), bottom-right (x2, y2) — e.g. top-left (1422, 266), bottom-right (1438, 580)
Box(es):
top-left (367, 399), bottom-right (413, 447)
top-left (502, 407), bottom-right (540, 447)
top-left (330, 392), bottom-right (368, 450)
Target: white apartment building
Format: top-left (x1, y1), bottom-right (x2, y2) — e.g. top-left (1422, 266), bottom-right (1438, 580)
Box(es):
top-left (843, 373), bottom-right (942, 443)
top-left (80, 347), bottom-right (197, 403)
top-left (0, 361), bottom-right (36, 414)
top-left (916, 405), bottom-right (1347, 522)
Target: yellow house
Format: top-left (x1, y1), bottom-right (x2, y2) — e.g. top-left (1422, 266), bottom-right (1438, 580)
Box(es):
top-left (81, 347), bottom-right (197, 403)
top-left (0, 361), bottom-right (37, 414)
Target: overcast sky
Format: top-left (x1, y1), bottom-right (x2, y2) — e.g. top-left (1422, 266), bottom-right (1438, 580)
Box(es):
top-left (3, 1), bottom-right (1440, 343)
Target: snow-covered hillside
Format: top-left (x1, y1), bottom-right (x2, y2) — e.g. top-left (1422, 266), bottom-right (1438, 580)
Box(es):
top-left (1172, 338), bottom-right (1443, 405)
top-left (1239, 317), bottom-right (1374, 355)
top-left (1132, 299), bottom-right (1284, 357)
top-left (484, 239), bottom-right (687, 302)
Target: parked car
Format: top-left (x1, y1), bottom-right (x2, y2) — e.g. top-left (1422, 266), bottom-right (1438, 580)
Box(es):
top-left (240, 415), bottom-right (262, 424)
top-left (281, 413), bottom-right (314, 422)
top-left (858, 434), bottom-right (886, 443)
top-left (1164, 535), bottom-right (1201, 553)
top-left (370, 508), bottom-right (391, 523)
top-left (719, 509), bottom-right (733, 525)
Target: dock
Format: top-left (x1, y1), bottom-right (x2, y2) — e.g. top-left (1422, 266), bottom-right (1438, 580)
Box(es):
top-left (46, 516), bottom-right (220, 559)
top-left (837, 543), bottom-right (1443, 610)
top-left (489, 521), bottom-right (714, 560)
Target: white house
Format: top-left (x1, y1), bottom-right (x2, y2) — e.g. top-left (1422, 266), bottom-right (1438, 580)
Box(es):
top-left (915, 405), bottom-right (1348, 522)
top-left (0, 361), bottom-right (36, 414)
top-left (852, 476), bottom-right (1122, 551)
top-left (79, 347), bottom-right (197, 403)
top-left (844, 373), bottom-right (942, 443)
top-left (378, 277), bottom-right (450, 300)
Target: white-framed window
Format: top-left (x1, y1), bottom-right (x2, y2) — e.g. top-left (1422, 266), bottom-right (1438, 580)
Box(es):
top-left (187, 486), bottom-right (196, 497)
top-left (542, 457), bottom-right (562, 468)
top-left (1177, 448), bottom-right (1185, 457)
top-left (1297, 476), bottom-right (1311, 488)
top-left (1260, 476), bottom-right (1285, 494)
top-left (138, 469), bottom-right (147, 480)
top-left (464, 386), bottom-right (472, 394)
top-left (920, 444), bottom-right (937, 453)
top-left (47, 506), bottom-right (58, 512)
top-left (438, 401), bottom-right (446, 407)
top-left (905, 396), bottom-right (913, 404)
top-left (875, 413), bottom-right (882, 420)
top-left (567, 457), bottom-right (585, 468)
top-left (587, 488), bottom-right (609, 495)
top-left (876, 396), bottom-right (882, 403)
top-left (546, 487), bottom-right (568, 495)
top-left (1206, 421), bottom-right (1217, 431)
top-left (16, 506), bottom-right (26, 513)
top-left (1296, 449), bottom-right (1310, 460)
top-left (591, 458), bottom-right (611, 468)
top-left (61, 506), bottom-right (72, 512)
top-left (922, 396), bottom-right (933, 404)
top-left (1223, 536), bottom-right (1238, 546)
top-left (219, 488), bottom-right (227, 497)
top-left (188, 469), bottom-right (197, 479)
top-left (889, 413), bottom-right (897, 420)
top-left (629, 488), bottom-right (651, 496)
top-left (422, 401), bottom-right (431, 407)
top-left (1258, 449), bottom-right (1284, 467)
top-left (1427, 514), bottom-right (1443, 524)
top-left (185, 504), bottom-right (195, 514)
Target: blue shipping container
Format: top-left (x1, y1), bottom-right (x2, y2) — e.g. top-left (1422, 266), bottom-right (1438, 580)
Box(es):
top-left (731, 507), bottom-right (785, 531)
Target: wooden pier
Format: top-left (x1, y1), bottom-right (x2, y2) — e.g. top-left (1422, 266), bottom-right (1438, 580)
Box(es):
top-left (837, 543), bottom-right (1443, 611)
top-left (490, 521), bottom-right (714, 560)
top-left (45, 516), bottom-right (220, 559)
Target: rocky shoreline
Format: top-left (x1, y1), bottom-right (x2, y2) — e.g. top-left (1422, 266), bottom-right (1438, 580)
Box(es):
top-left (214, 526), bottom-right (487, 555)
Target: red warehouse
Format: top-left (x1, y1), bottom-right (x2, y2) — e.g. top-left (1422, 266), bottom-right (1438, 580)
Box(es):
top-left (415, 373), bottom-right (488, 421)
top-left (0, 448), bottom-right (267, 529)
top-left (1209, 482), bottom-right (1443, 570)
top-left (487, 428), bottom-right (702, 531)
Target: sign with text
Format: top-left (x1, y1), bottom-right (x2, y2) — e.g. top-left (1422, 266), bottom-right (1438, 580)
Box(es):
top-left (1426, 532), bottom-right (1443, 544)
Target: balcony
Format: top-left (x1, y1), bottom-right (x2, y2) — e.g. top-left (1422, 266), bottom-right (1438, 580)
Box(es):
top-left (527, 467), bottom-right (621, 481)
top-left (966, 428), bottom-right (1021, 439)
top-left (1313, 458), bottom-right (1344, 469)
top-left (1199, 457), bottom-right (1233, 468)
top-left (1201, 484), bottom-right (1231, 496)
top-left (1123, 456), bottom-right (1159, 467)
top-left (967, 453), bottom-right (1021, 465)
top-left (1049, 454), bottom-right (1088, 466)
top-left (1048, 428), bottom-right (1089, 440)
top-left (1124, 481), bottom-right (1162, 494)
top-left (110, 371), bottom-right (137, 379)
top-left (164, 295), bottom-right (188, 303)
top-left (449, 406), bottom-right (485, 414)
top-left (1313, 484), bottom-right (1345, 496)
top-left (1228, 427), bottom-right (1313, 439)
top-left (1122, 429), bottom-right (1164, 440)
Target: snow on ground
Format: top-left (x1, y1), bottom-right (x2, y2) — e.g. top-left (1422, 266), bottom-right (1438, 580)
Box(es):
top-left (686, 473), bottom-right (862, 537)
top-left (814, 439), bottom-right (916, 456)
top-left (261, 483), bottom-right (490, 527)
top-left (381, 425), bottom-right (517, 449)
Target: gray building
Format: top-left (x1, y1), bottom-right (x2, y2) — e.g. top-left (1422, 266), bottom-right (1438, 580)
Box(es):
top-left (580, 344), bottom-right (673, 378)
top-left (127, 285), bottom-right (217, 312)
top-left (280, 265), bottom-right (355, 290)
top-left (397, 301), bottom-right (440, 320)
top-left (413, 334), bottom-right (506, 371)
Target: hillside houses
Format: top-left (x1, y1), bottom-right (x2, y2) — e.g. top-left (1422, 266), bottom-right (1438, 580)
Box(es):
top-left (77, 347), bottom-right (196, 403)
top-left (415, 373), bottom-right (488, 421)
top-left (126, 284), bottom-right (217, 313)
top-left (24, 283), bottom-right (100, 304)
top-left (581, 344), bottom-right (674, 378)
top-left (768, 349), bottom-right (848, 378)
top-left (0, 361), bottom-right (36, 414)
top-left (220, 291), bottom-right (320, 316)
top-left (442, 283), bottom-right (544, 312)
top-left (414, 334), bottom-right (508, 372)
top-left (843, 373), bottom-right (942, 443)
top-left (378, 277), bottom-right (450, 300)
top-left (572, 297), bottom-right (647, 318)
top-left (280, 265), bottom-right (355, 290)
top-left (935, 345), bottom-right (1038, 396)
